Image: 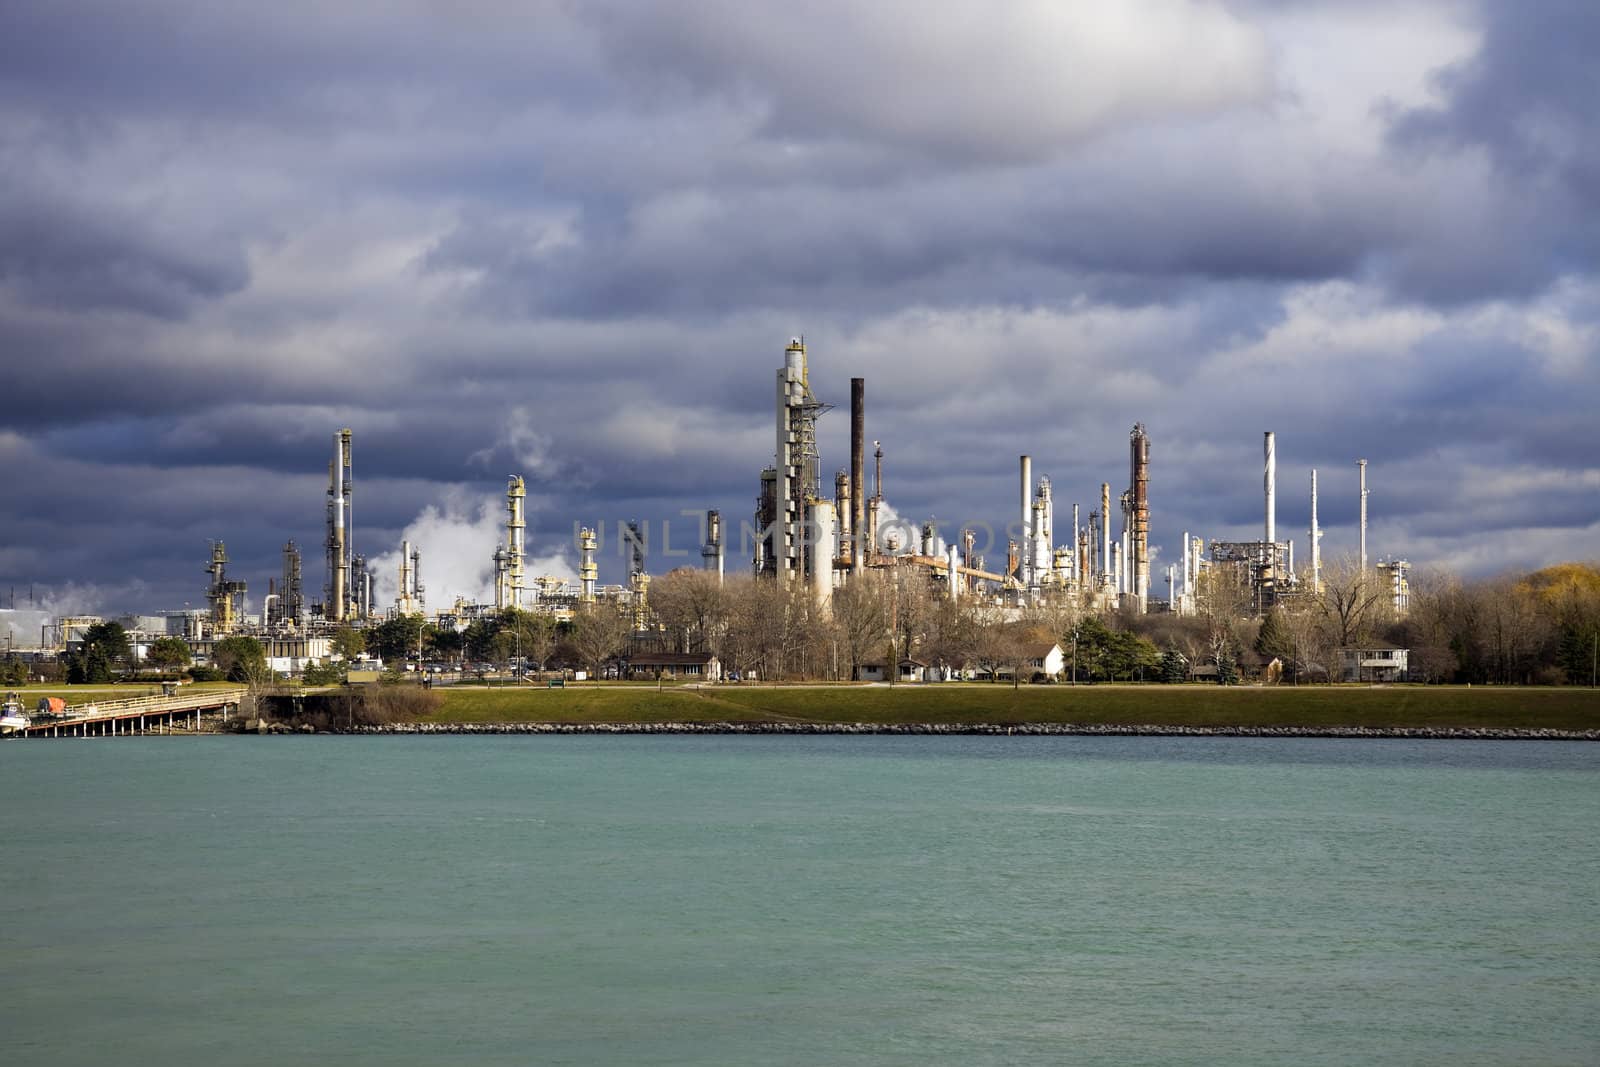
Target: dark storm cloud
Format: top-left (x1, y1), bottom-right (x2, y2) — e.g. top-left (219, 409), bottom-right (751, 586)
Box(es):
top-left (0, 0), bottom-right (1596, 611)
top-left (0, 185), bottom-right (248, 318)
top-left (1385, 1), bottom-right (1600, 301)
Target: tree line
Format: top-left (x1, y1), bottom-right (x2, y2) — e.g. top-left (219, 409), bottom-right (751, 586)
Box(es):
top-left (10, 560), bottom-right (1594, 688)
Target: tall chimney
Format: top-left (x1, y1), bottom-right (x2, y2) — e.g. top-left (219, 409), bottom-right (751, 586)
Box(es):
top-left (1072, 503), bottom-right (1081, 590)
top-left (1181, 528), bottom-right (1191, 615)
top-left (1100, 483), bottom-right (1112, 588)
top-left (1310, 468), bottom-right (1321, 594)
top-left (850, 378), bottom-right (865, 575)
top-left (328, 431), bottom-right (347, 622)
top-left (1358, 458), bottom-right (1368, 574)
top-left (1263, 431), bottom-right (1276, 547)
top-left (1019, 455), bottom-right (1032, 587)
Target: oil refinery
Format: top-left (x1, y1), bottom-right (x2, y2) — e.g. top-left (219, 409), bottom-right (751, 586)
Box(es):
top-left (5, 337), bottom-right (1410, 673)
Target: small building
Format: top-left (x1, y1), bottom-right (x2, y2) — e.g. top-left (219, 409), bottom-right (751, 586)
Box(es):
top-left (1339, 646), bottom-right (1410, 683)
top-left (858, 658), bottom-right (930, 682)
top-left (1021, 641), bottom-right (1066, 682)
top-left (624, 652), bottom-right (722, 682)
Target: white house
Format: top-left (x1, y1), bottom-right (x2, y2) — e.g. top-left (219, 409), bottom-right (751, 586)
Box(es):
top-left (1022, 641), bottom-right (1066, 682)
top-left (858, 658), bottom-right (931, 682)
top-left (1339, 646), bottom-right (1410, 683)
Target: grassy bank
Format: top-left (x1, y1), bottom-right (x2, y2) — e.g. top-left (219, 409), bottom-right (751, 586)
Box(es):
top-left (427, 683), bottom-right (1600, 731)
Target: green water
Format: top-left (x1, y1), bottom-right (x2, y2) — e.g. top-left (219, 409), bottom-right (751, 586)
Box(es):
top-left (3, 736), bottom-right (1597, 1065)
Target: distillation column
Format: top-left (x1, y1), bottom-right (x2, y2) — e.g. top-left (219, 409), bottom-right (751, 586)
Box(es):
top-left (867, 442), bottom-right (883, 561)
top-left (809, 501), bottom-right (836, 612)
top-left (774, 338), bottom-right (825, 582)
top-left (506, 476), bottom-right (526, 610)
top-left (702, 510), bottom-right (725, 582)
top-left (282, 541), bottom-right (303, 627)
top-left (411, 544), bottom-right (423, 613)
top-left (1031, 477), bottom-right (1052, 595)
top-left (579, 527), bottom-right (598, 604)
top-left (1130, 424), bottom-right (1150, 612)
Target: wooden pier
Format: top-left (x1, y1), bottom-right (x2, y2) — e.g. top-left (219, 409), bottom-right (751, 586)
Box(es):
top-left (19, 688), bottom-right (247, 737)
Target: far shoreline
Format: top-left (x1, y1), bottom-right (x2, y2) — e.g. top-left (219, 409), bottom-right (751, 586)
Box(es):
top-left (318, 720), bottom-right (1600, 741)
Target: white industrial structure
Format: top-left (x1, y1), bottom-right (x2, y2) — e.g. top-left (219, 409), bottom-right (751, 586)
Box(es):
top-left (493, 475), bottom-right (528, 611)
top-left (325, 428), bottom-right (353, 621)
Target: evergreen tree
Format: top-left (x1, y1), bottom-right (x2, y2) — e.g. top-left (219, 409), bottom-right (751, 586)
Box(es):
top-left (1557, 624), bottom-right (1599, 686)
top-left (1216, 650), bottom-right (1240, 686)
top-left (367, 615), bottom-right (425, 663)
top-left (1158, 649), bottom-right (1188, 684)
top-left (1254, 609), bottom-right (1293, 661)
top-left (302, 659), bottom-right (347, 686)
top-left (331, 626), bottom-right (366, 661)
top-left (212, 635), bottom-right (269, 684)
top-left (147, 636), bottom-right (192, 670)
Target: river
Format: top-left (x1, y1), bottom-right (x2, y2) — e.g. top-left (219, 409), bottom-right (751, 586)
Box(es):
top-left (4, 735), bottom-right (1597, 1065)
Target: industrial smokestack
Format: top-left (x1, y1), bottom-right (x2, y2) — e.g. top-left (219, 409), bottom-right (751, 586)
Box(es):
top-left (1019, 455), bottom-right (1032, 586)
top-left (851, 378), bottom-right (865, 575)
top-left (1263, 431), bottom-right (1276, 548)
top-left (1358, 458), bottom-right (1368, 574)
top-left (1100, 483), bottom-right (1112, 588)
top-left (324, 431), bottom-right (354, 622)
top-left (1310, 468), bottom-right (1321, 594)
top-left (1181, 528), bottom-right (1191, 615)
top-left (1071, 503), bottom-right (1080, 589)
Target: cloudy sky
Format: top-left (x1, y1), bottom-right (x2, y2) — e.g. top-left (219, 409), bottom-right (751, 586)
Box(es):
top-left (1, 0), bottom-right (1596, 618)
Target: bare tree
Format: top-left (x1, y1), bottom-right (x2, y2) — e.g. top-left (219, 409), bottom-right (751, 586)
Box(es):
top-left (888, 563), bottom-right (936, 666)
top-left (648, 568), bottom-right (727, 652)
top-left (831, 571), bottom-right (889, 680)
top-left (570, 604), bottom-right (632, 680)
top-left (922, 597), bottom-right (982, 679)
top-left (518, 614), bottom-right (558, 678)
top-left (1199, 561), bottom-right (1254, 623)
top-left (719, 576), bottom-right (787, 680)
top-left (1314, 556), bottom-right (1391, 649)
top-left (1478, 576), bottom-right (1551, 684)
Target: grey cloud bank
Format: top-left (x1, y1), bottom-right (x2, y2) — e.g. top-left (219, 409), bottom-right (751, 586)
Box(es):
top-left (0, 0), bottom-right (1596, 613)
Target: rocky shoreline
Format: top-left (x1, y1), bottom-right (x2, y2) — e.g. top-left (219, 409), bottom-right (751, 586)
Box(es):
top-left (324, 721), bottom-right (1600, 741)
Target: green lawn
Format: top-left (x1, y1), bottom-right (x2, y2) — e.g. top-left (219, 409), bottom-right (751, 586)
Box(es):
top-left (426, 683), bottom-right (1600, 731)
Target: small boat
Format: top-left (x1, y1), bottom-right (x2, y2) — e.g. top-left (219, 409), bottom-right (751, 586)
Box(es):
top-left (1, 692), bottom-right (29, 735)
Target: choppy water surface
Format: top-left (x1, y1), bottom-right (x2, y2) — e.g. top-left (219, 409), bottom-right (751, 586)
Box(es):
top-left (4, 736), bottom-right (1597, 1065)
